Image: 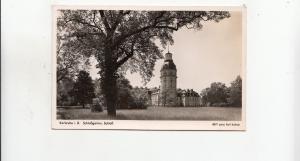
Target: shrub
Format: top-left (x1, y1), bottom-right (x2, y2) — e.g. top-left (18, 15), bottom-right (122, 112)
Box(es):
top-left (91, 98), bottom-right (103, 112)
top-left (128, 99), bottom-right (148, 109)
top-left (128, 87), bottom-right (149, 109)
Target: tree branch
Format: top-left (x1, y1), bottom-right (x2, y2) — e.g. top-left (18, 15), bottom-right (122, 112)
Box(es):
top-left (110, 10), bottom-right (130, 33)
top-left (99, 10), bottom-right (112, 32)
top-left (91, 11), bottom-right (106, 35)
top-left (112, 12), bottom-right (180, 48)
top-left (67, 17), bottom-right (105, 34)
top-left (155, 25), bottom-right (178, 30)
top-left (116, 41), bottom-right (135, 68)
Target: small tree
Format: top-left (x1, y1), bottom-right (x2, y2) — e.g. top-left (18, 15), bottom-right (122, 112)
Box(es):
top-left (129, 87), bottom-right (150, 109)
top-left (116, 75), bottom-right (133, 109)
top-left (200, 82), bottom-right (228, 106)
top-left (200, 87), bottom-right (210, 106)
top-left (71, 70), bottom-right (95, 108)
top-left (228, 76), bottom-right (242, 107)
top-left (209, 82), bottom-right (229, 105)
top-left (57, 77), bottom-right (75, 106)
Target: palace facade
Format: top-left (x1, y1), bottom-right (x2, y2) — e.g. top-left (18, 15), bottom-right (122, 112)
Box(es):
top-left (150, 52), bottom-right (201, 107)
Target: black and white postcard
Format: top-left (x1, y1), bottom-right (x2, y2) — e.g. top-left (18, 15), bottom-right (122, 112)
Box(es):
top-left (52, 6), bottom-right (246, 130)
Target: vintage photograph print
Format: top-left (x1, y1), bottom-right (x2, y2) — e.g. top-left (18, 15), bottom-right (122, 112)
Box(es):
top-left (52, 6), bottom-right (246, 130)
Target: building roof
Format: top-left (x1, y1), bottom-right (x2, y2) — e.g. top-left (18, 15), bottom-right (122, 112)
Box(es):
top-left (177, 89), bottom-right (200, 97)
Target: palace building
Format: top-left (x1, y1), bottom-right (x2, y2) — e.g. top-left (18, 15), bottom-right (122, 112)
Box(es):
top-left (150, 52), bottom-right (201, 107)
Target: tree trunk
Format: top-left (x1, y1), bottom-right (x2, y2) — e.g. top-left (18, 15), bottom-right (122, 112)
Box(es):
top-left (103, 72), bottom-right (118, 117)
top-left (101, 46), bottom-right (118, 117)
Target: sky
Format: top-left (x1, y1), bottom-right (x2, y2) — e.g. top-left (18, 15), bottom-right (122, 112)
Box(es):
top-left (89, 11), bottom-right (242, 93)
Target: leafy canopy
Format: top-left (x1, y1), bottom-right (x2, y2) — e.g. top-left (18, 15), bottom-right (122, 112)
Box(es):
top-left (57, 10), bottom-right (230, 83)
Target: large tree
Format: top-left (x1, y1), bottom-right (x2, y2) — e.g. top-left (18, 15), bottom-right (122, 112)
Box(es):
top-left (57, 10), bottom-right (230, 116)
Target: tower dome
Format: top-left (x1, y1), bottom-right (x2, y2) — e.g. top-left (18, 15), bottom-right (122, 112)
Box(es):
top-left (165, 52), bottom-right (172, 60)
top-left (161, 52), bottom-right (177, 71)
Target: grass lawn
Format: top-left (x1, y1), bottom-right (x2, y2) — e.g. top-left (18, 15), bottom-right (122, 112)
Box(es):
top-left (57, 106), bottom-right (241, 121)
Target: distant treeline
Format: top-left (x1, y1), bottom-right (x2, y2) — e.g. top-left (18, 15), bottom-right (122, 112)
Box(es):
top-left (57, 70), bottom-right (242, 108)
top-left (57, 71), bottom-right (150, 109)
top-left (200, 76), bottom-right (242, 107)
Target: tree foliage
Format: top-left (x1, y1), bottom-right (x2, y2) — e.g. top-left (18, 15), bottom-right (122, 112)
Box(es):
top-left (57, 77), bottom-right (75, 106)
top-left (200, 76), bottom-right (242, 107)
top-left (57, 10), bottom-right (230, 116)
top-left (70, 70), bottom-right (95, 108)
top-left (227, 76), bottom-right (242, 107)
top-left (58, 10), bottom-right (230, 81)
top-left (56, 28), bottom-right (91, 82)
top-left (129, 87), bottom-right (150, 109)
top-left (116, 75), bottom-right (133, 109)
top-left (200, 82), bottom-right (229, 106)
top-left (94, 76), bottom-right (150, 109)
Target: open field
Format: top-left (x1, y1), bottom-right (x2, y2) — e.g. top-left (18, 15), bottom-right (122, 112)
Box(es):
top-left (57, 106), bottom-right (241, 121)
